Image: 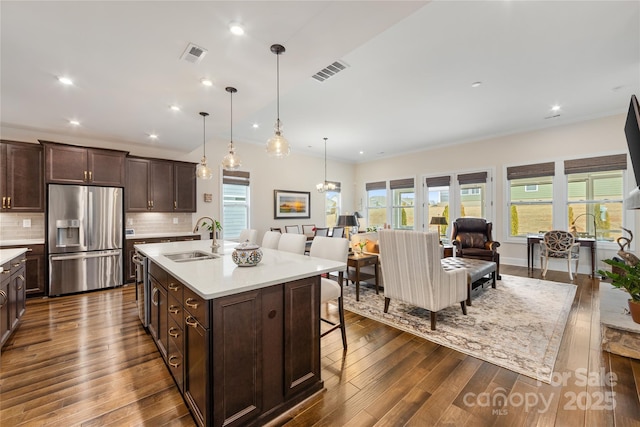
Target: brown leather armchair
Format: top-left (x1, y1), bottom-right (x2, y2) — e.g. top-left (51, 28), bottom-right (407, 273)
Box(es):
top-left (451, 217), bottom-right (501, 279)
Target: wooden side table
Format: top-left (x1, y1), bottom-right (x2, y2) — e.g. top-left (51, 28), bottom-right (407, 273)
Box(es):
top-left (347, 253), bottom-right (379, 301)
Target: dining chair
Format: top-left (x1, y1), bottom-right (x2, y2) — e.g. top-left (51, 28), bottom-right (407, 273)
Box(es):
top-left (285, 225), bottom-right (300, 234)
top-left (540, 230), bottom-right (580, 280)
top-left (261, 231), bottom-right (281, 249)
top-left (331, 227), bottom-right (345, 238)
top-left (302, 224), bottom-right (316, 237)
top-left (238, 229), bottom-right (258, 244)
top-left (270, 227), bottom-right (282, 233)
top-left (277, 233), bottom-right (307, 254)
top-left (309, 236), bottom-right (349, 349)
top-left (314, 227), bottom-right (330, 237)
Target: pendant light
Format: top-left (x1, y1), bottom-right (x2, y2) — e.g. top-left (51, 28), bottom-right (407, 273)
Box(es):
top-left (265, 44), bottom-right (291, 158)
top-left (222, 86), bottom-right (241, 170)
top-left (196, 111), bottom-right (213, 180)
top-left (316, 137), bottom-right (336, 193)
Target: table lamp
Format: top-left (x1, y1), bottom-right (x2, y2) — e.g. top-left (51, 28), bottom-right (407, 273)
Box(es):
top-left (336, 214), bottom-right (358, 241)
top-left (430, 216), bottom-right (448, 243)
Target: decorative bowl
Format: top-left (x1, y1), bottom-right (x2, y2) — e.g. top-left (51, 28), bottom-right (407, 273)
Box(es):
top-left (232, 241), bottom-right (263, 267)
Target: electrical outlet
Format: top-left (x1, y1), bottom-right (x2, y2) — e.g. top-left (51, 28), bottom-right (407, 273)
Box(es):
top-left (173, 217), bottom-right (179, 224)
top-left (127, 218), bottom-right (133, 225)
top-left (22, 219), bottom-right (31, 228)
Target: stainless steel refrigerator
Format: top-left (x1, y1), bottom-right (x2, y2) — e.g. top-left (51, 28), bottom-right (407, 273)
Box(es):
top-left (47, 184), bottom-right (123, 296)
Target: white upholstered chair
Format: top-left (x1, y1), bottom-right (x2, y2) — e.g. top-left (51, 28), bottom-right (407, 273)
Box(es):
top-left (540, 230), bottom-right (580, 280)
top-left (277, 233), bottom-right (307, 255)
top-left (309, 236), bottom-right (349, 349)
top-left (285, 225), bottom-right (300, 234)
top-left (238, 229), bottom-right (258, 244)
top-left (378, 229), bottom-right (468, 330)
top-left (261, 231), bottom-right (281, 249)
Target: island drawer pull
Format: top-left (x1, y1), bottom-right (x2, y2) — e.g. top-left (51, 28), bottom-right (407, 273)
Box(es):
top-left (151, 287), bottom-right (159, 306)
top-left (12, 262), bottom-right (21, 268)
top-left (1, 269), bottom-right (10, 275)
top-left (185, 298), bottom-right (199, 309)
top-left (168, 355), bottom-right (181, 368)
top-left (169, 327), bottom-right (180, 338)
top-left (185, 316), bottom-right (198, 328)
top-left (21, 258), bottom-right (27, 263)
top-left (168, 283), bottom-right (180, 292)
top-left (169, 305), bottom-right (180, 314)
top-left (0, 290), bottom-right (6, 307)
top-left (16, 275), bottom-right (24, 290)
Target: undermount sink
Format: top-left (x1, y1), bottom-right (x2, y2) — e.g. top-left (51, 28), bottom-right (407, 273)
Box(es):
top-left (164, 250), bottom-right (219, 262)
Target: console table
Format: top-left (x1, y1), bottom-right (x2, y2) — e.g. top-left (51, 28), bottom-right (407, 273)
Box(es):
top-left (527, 235), bottom-right (597, 278)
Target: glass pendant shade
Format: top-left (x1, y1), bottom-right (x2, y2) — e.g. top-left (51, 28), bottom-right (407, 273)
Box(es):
top-left (222, 87), bottom-right (242, 170)
top-left (196, 111), bottom-right (213, 180)
top-left (266, 44), bottom-right (291, 158)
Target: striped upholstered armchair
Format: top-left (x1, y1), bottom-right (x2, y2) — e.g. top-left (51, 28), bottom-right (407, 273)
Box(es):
top-left (378, 229), bottom-right (468, 330)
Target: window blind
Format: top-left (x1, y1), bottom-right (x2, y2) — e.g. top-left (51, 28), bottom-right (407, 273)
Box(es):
top-left (222, 170), bottom-right (250, 186)
top-left (326, 180), bottom-right (341, 191)
top-left (425, 176), bottom-right (451, 187)
top-left (365, 181), bottom-right (386, 191)
top-left (389, 178), bottom-right (414, 189)
top-left (457, 171), bottom-right (488, 185)
top-left (507, 162), bottom-right (555, 180)
top-left (564, 154), bottom-right (627, 174)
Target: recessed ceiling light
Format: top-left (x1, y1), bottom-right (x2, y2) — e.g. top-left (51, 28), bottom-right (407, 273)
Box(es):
top-left (359, 151), bottom-right (364, 155)
top-left (58, 76), bottom-right (73, 85)
top-left (551, 105), bottom-right (561, 112)
top-left (471, 81), bottom-right (482, 88)
top-left (229, 23), bottom-right (244, 36)
top-left (69, 120), bottom-right (80, 126)
top-left (170, 105), bottom-right (180, 111)
top-left (201, 78), bottom-right (213, 87)
top-left (252, 123), bottom-right (259, 129)
top-left (149, 134), bottom-right (158, 139)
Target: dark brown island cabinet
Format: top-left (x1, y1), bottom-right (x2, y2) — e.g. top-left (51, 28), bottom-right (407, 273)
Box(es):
top-left (40, 140), bottom-right (127, 187)
top-left (2, 244), bottom-right (45, 297)
top-left (126, 157), bottom-right (196, 212)
top-left (147, 260), bottom-right (322, 427)
top-left (0, 141), bottom-right (44, 212)
top-left (0, 251), bottom-right (27, 349)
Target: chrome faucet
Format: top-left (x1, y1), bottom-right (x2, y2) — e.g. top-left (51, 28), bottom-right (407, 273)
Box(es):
top-left (193, 216), bottom-right (220, 253)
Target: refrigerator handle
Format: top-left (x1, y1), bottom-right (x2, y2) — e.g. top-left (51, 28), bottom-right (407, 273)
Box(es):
top-left (50, 250), bottom-right (120, 261)
top-left (88, 189), bottom-right (93, 248)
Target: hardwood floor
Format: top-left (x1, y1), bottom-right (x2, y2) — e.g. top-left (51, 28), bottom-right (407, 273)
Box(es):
top-left (1, 266), bottom-right (639, 426)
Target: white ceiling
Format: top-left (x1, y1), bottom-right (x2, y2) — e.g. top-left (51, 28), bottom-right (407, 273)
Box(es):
top-left (1, 1), bottom-right (639, 163)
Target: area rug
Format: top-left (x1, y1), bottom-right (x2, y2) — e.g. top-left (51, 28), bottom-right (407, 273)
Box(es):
top-left (343, 274), bottom-right (576, 384)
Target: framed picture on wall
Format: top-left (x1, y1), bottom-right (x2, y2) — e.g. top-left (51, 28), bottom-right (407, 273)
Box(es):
top-left (274, 190), bottom-right (311, 219)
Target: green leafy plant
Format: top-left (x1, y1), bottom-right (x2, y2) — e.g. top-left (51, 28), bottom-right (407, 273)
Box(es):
top-left (598, 259), bottom-right (640, 302)
top-left (205, 220), bottom-right (222, 232)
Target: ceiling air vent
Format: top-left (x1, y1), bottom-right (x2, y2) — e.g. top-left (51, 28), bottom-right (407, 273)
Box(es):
top-left (180, 43), bottom-right (207, 64)
top-left (311, 60), bottom-right (349, 82)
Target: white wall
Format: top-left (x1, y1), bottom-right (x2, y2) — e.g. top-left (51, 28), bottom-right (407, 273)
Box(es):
top-left (354, 114), bottom-right (637, 274)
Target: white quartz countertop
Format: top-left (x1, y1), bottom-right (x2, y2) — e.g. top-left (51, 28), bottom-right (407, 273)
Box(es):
top-left (135, 239), bottom-right (346, 300)
top-left (1, 239), bottom-right (45, 247)
top-left (0, 247), bottom-right (29, 267)
top-left (126, 232), bottom-right (201, 240)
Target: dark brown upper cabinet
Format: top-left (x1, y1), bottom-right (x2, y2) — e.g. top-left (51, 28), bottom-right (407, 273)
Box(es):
top-left (40, 140), bottom-right (127, 187)
top-left (0, 141), bottom-right (44, 212)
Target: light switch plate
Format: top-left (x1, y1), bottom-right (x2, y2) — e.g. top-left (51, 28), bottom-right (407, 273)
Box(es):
top-left (22, 219), bottom-right (31, 228)
top-left (173, 217), bottom-right (179, 224)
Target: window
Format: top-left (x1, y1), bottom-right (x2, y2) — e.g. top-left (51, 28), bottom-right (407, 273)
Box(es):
top-left (507, 162), bottom-right (555, 237)
top-left (222, 170), bottom-right (250, 240)
top-left (366, 181), bottom-right (387, 229)
top-left (458, 172), bottom-right (487, 218)
top-left (390, 178), bottom-right (415, 229)
top-left (325, 181), bottom-right (341, 227)
top-left (425, 175), bottom-right (451, 239)
top-left (565, 154), bottom-right (626, 242)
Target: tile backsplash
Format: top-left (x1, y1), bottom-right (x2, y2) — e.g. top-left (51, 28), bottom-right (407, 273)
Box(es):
top-left (0, 212), bottom-right (45, 240)
top-left (126, 212), bottom-right (193, 235)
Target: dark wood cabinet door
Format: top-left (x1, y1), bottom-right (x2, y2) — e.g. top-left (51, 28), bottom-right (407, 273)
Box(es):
top-left (212, 290), bottom-right (263, 427)
top-left (87, 149), bottom-right (126, 186)
top-left (125, 158), bottom-right (150, 212)
top-left (157, 283), bottom-right (168, 359)
top-left (43, 143), bottom-right (88, 184)
top-left (0, 268), bottom-right (11, 347)
top-left (25, 252), bottom-right (45, 297)
top-left (174, 162), bottom-right (196, 212)
top-left (149, 160), bottom-right (174, 212)
top-left (283, 277), bottom-right (321, 399)
top-left (149, 276), bottom-right (161, 343)
top-left (3, 142), bottom-right (44, 212)
top-left (184, 313), bottom-right (210, 427)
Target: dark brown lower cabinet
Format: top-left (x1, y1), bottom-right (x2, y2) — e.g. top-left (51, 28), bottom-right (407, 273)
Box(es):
top-left (2, 245), bottom-right (45, 297)
top-left (1, 252), bottom-right (27, 350)
top-left (147, 260), bottom-right (322, 427)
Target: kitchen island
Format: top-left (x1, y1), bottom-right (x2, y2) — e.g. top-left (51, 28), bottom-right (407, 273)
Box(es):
top-left (0, 248), bottom-right (28, 349)
top-left (135, 239), bottom-right (346, 427)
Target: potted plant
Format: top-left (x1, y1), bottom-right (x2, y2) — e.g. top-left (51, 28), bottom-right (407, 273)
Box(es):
top-left (598, 258), bottom-right (640, 323)
top-left (205, 220), bottom-right (222, 240)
